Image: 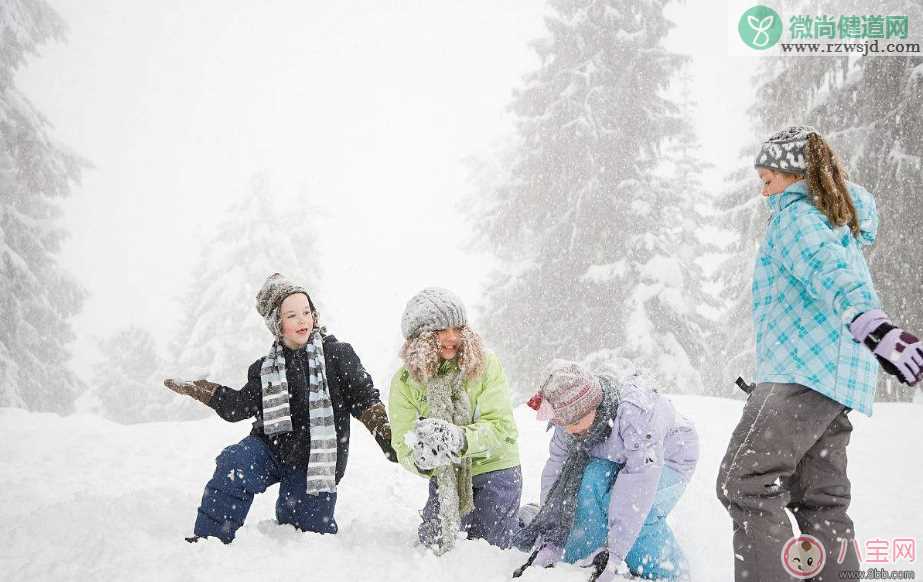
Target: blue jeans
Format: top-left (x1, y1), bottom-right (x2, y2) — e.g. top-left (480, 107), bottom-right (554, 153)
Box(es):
top-left (563, 458), bottom-right (689, 580)
top-left (420, 466), bottom-right (522, 549)
top-left (194, 436), bottom-right (338, 543)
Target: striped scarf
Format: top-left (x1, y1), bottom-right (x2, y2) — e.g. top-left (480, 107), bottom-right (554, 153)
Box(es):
top-left (260, 331), bottom-right (338, 495)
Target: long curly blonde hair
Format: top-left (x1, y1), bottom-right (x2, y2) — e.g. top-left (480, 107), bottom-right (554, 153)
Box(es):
top-left (400, 326), bottom-right (486, 383)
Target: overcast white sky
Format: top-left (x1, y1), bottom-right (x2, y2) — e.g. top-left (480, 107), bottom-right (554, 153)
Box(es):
top-left (17, 1), bottom-right (758, 384)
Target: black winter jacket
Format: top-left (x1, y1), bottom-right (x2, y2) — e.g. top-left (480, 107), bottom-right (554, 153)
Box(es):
top-left (207, 334), bottom-right (382, 482)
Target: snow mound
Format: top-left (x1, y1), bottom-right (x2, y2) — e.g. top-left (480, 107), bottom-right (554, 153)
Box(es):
top-left (1, 397), bottom-right (920, 580)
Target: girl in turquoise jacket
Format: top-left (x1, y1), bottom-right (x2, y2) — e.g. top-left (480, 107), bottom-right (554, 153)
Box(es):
top-left (389, 287), bottom-right (521, 554)
top-left (716, 127), bottom-right (922, 582)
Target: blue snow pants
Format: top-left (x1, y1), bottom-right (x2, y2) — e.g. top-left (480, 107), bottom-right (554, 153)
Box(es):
top-left (562, 458), bottom-right (689, 580)
top-left (420, 465), bottom-right (523, 549)
top-left (193, 436), bottom-right (338, 543)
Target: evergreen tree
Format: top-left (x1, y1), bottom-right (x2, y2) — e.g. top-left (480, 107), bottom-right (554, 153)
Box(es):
top-left (0, 0), bottom-right (86, 412)
top-left (91, 326), bottom-right (175, 424)
top-left (471, 0), bottom-right (699, 398)
top-left (167, 173), bottom-right (322, 393)
top-left (711, 167), bottom-right (768, 396)
top-left (657, 70), bottom-right (723, 393)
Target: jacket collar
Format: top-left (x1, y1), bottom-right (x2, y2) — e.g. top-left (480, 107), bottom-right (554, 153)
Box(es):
top-left (766, 179), bottom-right (809, 215)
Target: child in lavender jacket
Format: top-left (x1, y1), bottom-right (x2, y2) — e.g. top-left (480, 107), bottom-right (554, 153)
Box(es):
top-left (515, 360), bottom-right (698, 581)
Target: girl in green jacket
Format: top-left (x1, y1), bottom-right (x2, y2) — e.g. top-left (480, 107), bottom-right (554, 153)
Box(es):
top-left (389, 287), bottom-right (521, 554)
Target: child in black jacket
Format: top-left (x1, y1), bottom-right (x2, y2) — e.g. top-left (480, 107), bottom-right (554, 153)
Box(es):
top-left (165, 273), bottom-right (395, 543)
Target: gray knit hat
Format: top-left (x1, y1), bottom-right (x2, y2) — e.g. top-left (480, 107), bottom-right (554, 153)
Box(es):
top-left (401, 287), bottom-right (467, 339)
top-left (255, 273), bottom-right (314, 336)
top-left (530, 359), bottom-right (603, 426)
top-left (754, 126), bottom-right (818, 175)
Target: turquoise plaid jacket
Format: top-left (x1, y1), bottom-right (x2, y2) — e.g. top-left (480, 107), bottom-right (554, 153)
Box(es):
top-left (753, 180), bottom-right (881, 416)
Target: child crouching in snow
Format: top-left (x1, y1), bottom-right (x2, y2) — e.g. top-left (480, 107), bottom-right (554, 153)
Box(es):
top-left (388, 287), bottom-right (522, 554)
top-left (515, 360), bottom-right (698, 581)
top-left (716, 127), bottom-right (923, 581)
top-left (164, 273), bottom-right (396, 543)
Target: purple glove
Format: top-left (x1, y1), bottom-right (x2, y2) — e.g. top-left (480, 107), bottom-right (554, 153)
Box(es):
top-left (850, 309), bottom-right (923, 386)
top-left (533, 544), bottom-right (564, 568)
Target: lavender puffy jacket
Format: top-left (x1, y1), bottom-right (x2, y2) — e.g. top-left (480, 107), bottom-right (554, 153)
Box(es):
top-left (540, 381), bottom-right (699, 562)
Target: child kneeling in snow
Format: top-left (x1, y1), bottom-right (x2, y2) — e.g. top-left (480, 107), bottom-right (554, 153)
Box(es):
top-left (515, 360), bottom-right (698, 581)
top-left (388, 287), bottom-right (522, 554)
top-left (164, 273), bottom-right (396, 543)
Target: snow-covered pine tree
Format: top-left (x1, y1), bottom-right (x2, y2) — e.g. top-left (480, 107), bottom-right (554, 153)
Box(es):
top-left (656, 69), bottom-right (723, 393)
top-left (711, 166), bottom-right (767, 397)
top-left (470, 0), bottom-right (701, 399)
top-left (167, 173), bottom-right (322, 403)
top-left (0, 0), bottom-right (87, 412)
top-left (91, 326), bottom-right (175, 424)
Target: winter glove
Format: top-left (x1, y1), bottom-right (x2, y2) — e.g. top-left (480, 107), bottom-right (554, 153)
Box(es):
top-left (412, 418), bottom-right (466, 470)
top-left (849, 309), bottom-right (923, 386)
top-left (163, 378), bottom-right (219, 405)
top-left (533, 544), bottom-right (565, 568)
top-left (358, 403), bottom-right (398, 463)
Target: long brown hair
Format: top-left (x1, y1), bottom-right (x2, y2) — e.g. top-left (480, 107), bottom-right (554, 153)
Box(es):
top-left (805, 132), bottom-right (859, 237)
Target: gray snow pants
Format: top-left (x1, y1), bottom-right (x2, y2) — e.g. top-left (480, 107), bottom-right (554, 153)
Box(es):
top-left (420, 465), bottom-right (522, 549)
top-left (716, 383), bottom-right (861, 581)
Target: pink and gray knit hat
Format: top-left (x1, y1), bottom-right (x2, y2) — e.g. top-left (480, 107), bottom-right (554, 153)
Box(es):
top-left (527, 359), bottom-right (603, 426)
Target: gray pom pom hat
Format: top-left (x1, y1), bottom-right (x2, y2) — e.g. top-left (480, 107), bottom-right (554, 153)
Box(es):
top-left (754, 126), bottom-right (818, 175)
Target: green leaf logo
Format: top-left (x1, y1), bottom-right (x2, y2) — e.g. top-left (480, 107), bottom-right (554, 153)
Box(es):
top-left (739, 5), bottom-right (783, 49)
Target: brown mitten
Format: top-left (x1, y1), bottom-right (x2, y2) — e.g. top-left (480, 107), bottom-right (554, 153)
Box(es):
top-left (359, 403), bottom-right (397, 462)
top-left (163, 378), bottom-right (219, 405)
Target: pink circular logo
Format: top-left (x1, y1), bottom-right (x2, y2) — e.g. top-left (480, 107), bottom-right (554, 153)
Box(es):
top-left (781, 534), bottom-right (826, 578)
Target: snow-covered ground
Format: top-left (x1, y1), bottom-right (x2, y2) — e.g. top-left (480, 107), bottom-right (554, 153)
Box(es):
top-left (2, 396), bottom-right (920, 581)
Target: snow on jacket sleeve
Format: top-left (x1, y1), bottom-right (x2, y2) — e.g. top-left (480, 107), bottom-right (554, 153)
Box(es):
top-left (606, 399), bottom-right (668, 564)
top-left (459, 353), bottom-right (518, 461)
top-left (540, 428), bottom-right (570, 505)
top-left (388, 369), bottom-right (430, 478)
top-left (768, 195), bottom-right (880, 324)
top-left (207, 359), bottom-right (263, 422)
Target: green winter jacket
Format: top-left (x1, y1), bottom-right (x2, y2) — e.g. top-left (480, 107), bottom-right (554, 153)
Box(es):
top-left (389, 351), bottom-right (520, 478)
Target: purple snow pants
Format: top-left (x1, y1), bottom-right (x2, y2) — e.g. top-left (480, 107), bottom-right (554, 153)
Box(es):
top-left (419, 465), bottom-right (522, 549)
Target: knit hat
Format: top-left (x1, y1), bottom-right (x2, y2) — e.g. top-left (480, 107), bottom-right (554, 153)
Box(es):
top-left (255, 273), bottom-right (314, 336)
top-left (401, 287), bottom-right (468, 339)
top-left (527, 359), bottom-right (603, 426)
top-left (754, 126), bottom-right (818, 175)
